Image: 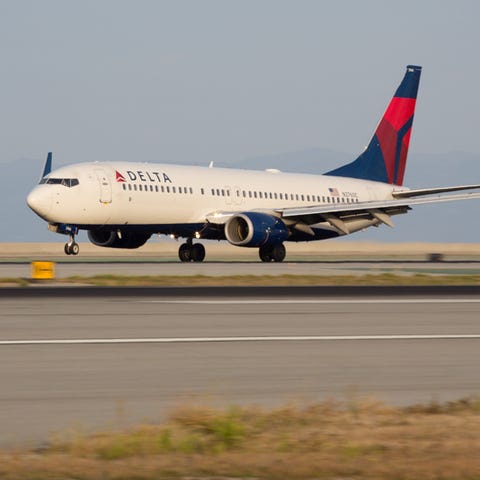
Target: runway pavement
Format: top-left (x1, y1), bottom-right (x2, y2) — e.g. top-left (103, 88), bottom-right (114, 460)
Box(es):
top-left (1, 286), bottom-right (480, 447)
top-left (3, 259), bottom-right (480, 279)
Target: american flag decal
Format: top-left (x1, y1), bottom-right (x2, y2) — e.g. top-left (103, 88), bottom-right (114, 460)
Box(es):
top-left (328, 187), bottom-right (339, 196)
top-left (115, 170), bottom-right (126, 183)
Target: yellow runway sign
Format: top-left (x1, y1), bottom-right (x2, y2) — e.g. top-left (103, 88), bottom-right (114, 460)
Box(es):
top-left (31, 261), bottom-right (56, 280)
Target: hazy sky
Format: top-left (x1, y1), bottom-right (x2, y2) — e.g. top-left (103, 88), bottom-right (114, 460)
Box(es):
top-left (1, 0), bottom-right (480, 167)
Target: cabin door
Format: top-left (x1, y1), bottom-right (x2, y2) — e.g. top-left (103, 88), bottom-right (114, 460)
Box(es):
top-left (95, 169), bottom-right (112, 204)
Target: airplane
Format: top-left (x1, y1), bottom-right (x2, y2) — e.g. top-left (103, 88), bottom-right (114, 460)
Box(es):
top-left (27, 65), bottom-right (480, 262)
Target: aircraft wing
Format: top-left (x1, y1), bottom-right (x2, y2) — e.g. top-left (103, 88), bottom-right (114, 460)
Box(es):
top-left (277, 190), bottom-right (480, 234)
top-left (205, 187), bottom-right (480, 235)
top-left (392, 184), bottom-right (480, 198)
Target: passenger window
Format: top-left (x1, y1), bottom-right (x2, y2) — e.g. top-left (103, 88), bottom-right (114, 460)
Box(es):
top-left (279, 193), bottom-right (283, 200)
top-left (122, 184), bottom-right (126, 191)
top-left (259, 192), bottom-right (263, 199)
top-left (155, 186), bottom-right (158, 192)
top-left (216, 189), bottom-right (221, 196)
top-left (166, 186), bottom-right (170, 193)
top-left (201, 188), bottom-right (205, 195)
top-left (248, 191), bottom-right (252, 198)
top-left (254, 191), bottom-right (257, 198)
top-left (274, 193), bottom-right (277, 200)
top-left (306, 195), bottom-right (310, 202)
top-left (190, 187), bottom-right (193, 194)
top-left (172, 186), bottom-right (176, 193)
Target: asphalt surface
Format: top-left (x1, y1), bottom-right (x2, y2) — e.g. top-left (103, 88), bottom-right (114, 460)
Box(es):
top-left (3, 260), bottom-right (480, 279)
top-left (1, 286), bottom-right (480, 447)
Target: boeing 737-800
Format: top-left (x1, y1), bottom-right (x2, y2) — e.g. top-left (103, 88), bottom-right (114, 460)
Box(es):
top-left (27, 65), bottom-right (480, 262)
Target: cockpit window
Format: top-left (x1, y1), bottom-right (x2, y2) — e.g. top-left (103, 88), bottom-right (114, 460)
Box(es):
top-left (40, 177), bottom-right (79, 187)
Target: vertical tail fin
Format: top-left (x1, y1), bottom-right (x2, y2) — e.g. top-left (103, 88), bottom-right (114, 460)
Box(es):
top-left (326, 65), bottom-right (422, 186)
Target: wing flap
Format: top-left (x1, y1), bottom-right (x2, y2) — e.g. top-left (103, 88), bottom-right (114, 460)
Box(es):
top-left (279, 191), bottom-right (480, 226)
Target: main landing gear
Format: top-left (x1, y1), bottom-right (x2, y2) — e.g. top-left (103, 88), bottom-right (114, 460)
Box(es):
top-left (64, 234), bottom-right (79, 256)
top-left (259, 243), bottom-right (286, 262)
top-left (178, 239), bottom-right (206, 262)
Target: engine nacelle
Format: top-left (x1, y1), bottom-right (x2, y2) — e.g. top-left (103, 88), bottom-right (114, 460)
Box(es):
top-left (225, 212), bottom-right (289, 247)
top-left (88, 230), bottom-right (151, 249)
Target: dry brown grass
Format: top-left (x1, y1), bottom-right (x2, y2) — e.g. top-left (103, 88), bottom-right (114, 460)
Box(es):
top-left (1, 397), bottom-right (480, 479)
top-left (4, 272), bottom-right (480, 288)
top-left (52, 273), bottom-right (480, 286)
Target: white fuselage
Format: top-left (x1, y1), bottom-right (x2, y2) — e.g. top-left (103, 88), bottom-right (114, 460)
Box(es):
top-left (28, 161), bottom-right (397, 232)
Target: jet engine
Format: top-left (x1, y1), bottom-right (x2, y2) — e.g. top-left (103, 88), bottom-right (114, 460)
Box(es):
top-left (225, 212), bottom-right (289, 247)
top-left (87, 230), bottom-right (151, 249)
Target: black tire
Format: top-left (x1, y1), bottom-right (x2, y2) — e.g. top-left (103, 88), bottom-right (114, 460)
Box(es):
top-left (70, 243), bottom-right (80, 255)
top-left (178, 243), bottom-right (191, 262)
top-left (259, 245), bottom-right (272, 262)
top-left (271, 243), bottom-right (286, 262)
top-left (64, 243), bottom-right (71, 256)
top-left (191, 243), bottom-right (206, 262)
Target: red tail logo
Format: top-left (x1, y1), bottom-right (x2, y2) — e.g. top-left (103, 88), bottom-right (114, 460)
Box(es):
top-left (115, 170), bottom-right (126, 183)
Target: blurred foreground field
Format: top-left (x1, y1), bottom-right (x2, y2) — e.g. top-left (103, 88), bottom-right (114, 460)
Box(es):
top-left (1, 397), bottom-right (480, 480)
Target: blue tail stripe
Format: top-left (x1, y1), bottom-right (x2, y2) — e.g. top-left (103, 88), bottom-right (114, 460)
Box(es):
top-left (394, 65), bottom-right (422, 98)
top-left (327, 136), bottom-right (388, 183)
top-left (393, 116), bottom-right (413, 184)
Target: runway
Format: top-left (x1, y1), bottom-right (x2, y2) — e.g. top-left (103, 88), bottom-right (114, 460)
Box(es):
top-left (1, 287), bottom-right (480, 447)
top-left (3, 259), bottom-right (480, 279)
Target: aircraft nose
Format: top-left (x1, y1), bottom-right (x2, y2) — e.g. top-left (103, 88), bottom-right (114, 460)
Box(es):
top-left (27, 186), bottom-right (53, 219)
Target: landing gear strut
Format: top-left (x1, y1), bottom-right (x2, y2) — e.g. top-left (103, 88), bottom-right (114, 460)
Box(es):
top-left (259, 243), bottom-right (286, 262)
top-left (64, 233), bottom-right (79, 256)
top-left (178, 239), bottom-right (206, 262)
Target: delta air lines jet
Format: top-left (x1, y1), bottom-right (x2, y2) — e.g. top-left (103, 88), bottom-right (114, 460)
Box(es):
top-left (27, 66), bottom-right (480, 262)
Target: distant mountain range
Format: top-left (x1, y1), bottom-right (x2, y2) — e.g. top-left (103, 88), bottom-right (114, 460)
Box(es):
top-left (2, 149), bottom-right (480, 243)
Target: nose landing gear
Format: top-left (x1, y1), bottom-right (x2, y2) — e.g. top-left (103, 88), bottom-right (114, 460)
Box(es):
top-left (178, 238), bottom-right (206, 262)
top-left (64, 234), bottom-right (79, 256)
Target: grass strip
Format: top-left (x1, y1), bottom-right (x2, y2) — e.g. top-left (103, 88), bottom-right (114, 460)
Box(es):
top-left (1, 397), bottom-right (480, 479)
top-left (52, 272), bottom-right (480, 286)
